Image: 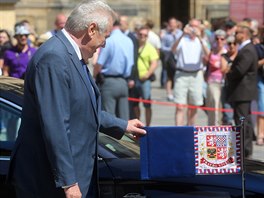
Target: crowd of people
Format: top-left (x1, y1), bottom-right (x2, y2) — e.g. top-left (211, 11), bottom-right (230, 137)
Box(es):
top-left (1, 8), bottom-right (264, 155)
top-left (2, 1), bottom-right (264, 197)
top-left (93, 15), bottom-right (264, 157)
top-left (0, 13), bottom-right (66, 77)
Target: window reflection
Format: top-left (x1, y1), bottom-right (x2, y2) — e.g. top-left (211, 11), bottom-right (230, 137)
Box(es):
top-left (99, 133), bottom-right (140, 158)
top-left (0, 102), bottom-right (21, 141)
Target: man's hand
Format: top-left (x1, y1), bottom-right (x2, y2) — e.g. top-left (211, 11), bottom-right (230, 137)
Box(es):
top-left (139, 75), bottom-right (149, 82)
top-left (128, 79), bottom-right (135, 88)
top-left (183, 24), bottom-right (192, 35)
top-left (126, 119), bottom-right (146, 139)
top-left (64, 183), bottom-right (82, 198)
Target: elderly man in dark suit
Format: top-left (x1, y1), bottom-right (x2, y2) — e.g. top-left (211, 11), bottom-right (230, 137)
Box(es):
top-left (226, 22), bottom-right (258, 159)
top-left (7, 1), bottom-right (146, 198)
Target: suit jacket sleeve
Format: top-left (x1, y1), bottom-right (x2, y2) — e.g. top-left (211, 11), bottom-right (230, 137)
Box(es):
top-left (33, 51), bottom-right (76, 187)
top-left (226, 43), bottom-right (258, 102)
top-left (99, 110), bottom-right (127, 140)
top-left (228, 47), bottom-right (254, 81)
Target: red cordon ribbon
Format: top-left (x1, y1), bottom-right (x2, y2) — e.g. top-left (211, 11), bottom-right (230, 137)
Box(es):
top-left (200, 157), bottom-right (234, 167)
top-left (128, 97), bottom-right (264, 115)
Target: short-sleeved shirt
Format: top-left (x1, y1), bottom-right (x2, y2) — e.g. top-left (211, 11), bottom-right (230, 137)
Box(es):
top-left (4, 46), bottom-right (37, 78)
top-left (161, 29), bottom-right (183, 52)
top-left (97, 29), bottom-right (134, 78)
top-left (147, 30), bottom-right (161, 49)
top-left (176, 36), bottom-right (204, 71)
top-left (137, 42), bottom-right (159, 79)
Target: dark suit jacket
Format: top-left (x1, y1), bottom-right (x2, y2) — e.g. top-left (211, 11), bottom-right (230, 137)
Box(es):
top-left (126, 31), bottom-right (139, 80)
top-left (226, 42), bottom-right (258, 102)
top-left (8, 31), bottom-right (127, 197)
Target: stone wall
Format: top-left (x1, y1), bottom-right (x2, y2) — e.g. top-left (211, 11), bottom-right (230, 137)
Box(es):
top-left (190, 0), bottom-right (229, 20)
top-left (1, 0), bottom-right (232, 36)
top-left (0, 4), bottom-right (16, 33)
top-left (12, 0), bottom-right (161, 36)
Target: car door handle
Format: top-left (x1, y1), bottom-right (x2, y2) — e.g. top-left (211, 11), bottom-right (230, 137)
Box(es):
top-left (123, 193), bottom-right (146, 198)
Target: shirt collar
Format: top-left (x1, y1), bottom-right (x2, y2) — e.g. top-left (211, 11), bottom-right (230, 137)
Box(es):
top-left (124, 30), bottom-right (130, 35)
top-left (61, 28), bottom-right (82, 60)
top-left (111, 28), bottom-right (121, 35)
top-left (238, 39), bottom-right (251, 51)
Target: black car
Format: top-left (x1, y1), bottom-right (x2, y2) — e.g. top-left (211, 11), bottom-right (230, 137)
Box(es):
top-left (1, 76), bottom-right (264, 198)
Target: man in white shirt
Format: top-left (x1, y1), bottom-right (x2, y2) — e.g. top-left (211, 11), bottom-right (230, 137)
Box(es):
top-left (172, 18), bottom-right (209, 126)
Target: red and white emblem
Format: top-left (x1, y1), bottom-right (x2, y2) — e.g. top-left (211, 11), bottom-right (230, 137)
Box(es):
top-left (194, 126), bottom-right (241, 175)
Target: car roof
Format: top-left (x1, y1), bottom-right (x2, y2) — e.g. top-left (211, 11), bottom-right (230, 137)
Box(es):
top-left (0, 76), bottom-right (24, 106)
top-left (0, 76), bottom-right (24, 94)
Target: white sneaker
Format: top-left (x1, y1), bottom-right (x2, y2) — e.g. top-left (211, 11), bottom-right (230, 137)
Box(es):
top-left (167, 94), bottom-right (174, 101)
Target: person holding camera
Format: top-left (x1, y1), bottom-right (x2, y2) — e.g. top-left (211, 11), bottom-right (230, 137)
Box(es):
top-left (171, 18), bottom-right (209, 126)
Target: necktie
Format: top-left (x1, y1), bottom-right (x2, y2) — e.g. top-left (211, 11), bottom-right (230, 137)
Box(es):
top-left (80, 59), bottom-right (96, 106)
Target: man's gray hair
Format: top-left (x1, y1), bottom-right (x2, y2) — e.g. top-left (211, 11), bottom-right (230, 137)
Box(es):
top-left (65, 0), bottom-right (115, 34)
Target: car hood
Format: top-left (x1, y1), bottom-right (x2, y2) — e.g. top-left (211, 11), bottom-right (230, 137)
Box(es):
top-left (104, 158), bottom-right (264, 194)
top-left (103, 158), bottom-right (141, 180)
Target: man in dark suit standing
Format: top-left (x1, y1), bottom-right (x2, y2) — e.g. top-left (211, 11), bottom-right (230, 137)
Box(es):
top-left (119, 15), bottom-right (139, 119)
top-left (8, 1), bottom-right (146, 198)
top-left (226, 22), bottom-right (258, 158)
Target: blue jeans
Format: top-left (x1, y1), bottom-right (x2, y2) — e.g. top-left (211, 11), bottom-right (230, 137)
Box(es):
top-left (134, 79), bottom-right (152, 108)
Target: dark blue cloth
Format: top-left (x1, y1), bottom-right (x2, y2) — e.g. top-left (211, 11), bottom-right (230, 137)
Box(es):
top-left (140, 126), bottom-right (195, 179)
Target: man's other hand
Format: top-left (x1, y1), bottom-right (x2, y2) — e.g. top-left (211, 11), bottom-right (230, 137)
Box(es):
top-left (64, 183), bottom-right (82, 198)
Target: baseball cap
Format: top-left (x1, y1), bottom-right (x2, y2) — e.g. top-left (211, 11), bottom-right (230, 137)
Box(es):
top-left (14, 25), bottom-right (30, 36)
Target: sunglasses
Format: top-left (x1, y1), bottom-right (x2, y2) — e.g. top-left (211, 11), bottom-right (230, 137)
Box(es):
top-left (139, 33), bottom-right (148, 37)
top-left (216, 37), bottom-right (225, 41)
top-left (227, 42), bottom-right (236, 46)
top-left (17, 34), bottom-right (29, 38)
top-left (235, 31), bottom-right (243, 35)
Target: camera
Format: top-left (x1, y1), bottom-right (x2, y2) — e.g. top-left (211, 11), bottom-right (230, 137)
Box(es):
top-left (184, 24), bottom-right (196, 36)
top-left (190, 27), bottom-right (196, 35)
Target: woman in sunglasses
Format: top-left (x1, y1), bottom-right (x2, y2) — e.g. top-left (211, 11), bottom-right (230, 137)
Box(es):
top-left (221, 35), bottom-right (238, 126)
top-left (204, 29), bottom-right (227, 125)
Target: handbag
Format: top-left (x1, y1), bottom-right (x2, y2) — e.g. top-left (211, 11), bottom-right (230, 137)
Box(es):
top-left (204, 52), bottom-right (212, 82)
top-left (149, 73), bottom-right (156, 82)
top-left (166, 51), bottom-right (177, 71)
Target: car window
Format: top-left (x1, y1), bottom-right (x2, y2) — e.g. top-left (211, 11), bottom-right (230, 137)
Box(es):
top-left (99, 133), bottom-right (140, 158)
top-left (0, 101), bottom-right (21, 141)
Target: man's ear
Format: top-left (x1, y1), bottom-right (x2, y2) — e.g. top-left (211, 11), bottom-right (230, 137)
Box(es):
top-left (88, 22), bottom-right (97, 37)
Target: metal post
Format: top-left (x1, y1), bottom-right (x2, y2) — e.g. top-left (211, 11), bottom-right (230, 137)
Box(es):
top-left (240, 116), bottom-right (246, 198)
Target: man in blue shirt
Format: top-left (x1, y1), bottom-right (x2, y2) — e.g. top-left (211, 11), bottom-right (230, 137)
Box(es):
top-left (94, 18), bottom-right (134, 120)
top-left (160, 17), bottom-right (183, 101)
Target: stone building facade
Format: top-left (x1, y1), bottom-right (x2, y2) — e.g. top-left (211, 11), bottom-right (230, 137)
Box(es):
top-left (0, 0), bottom-right (18, 32)
top-left (2, 0), bottom-right (257, 37)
